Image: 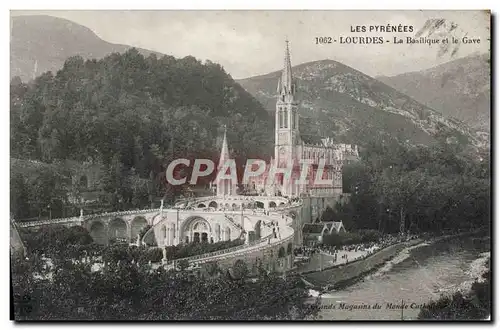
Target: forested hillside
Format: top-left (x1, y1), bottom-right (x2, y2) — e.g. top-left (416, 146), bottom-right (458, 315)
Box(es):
top-left (11, 48), bottom-right (273, 167)
top-left (238, 60), bottom-right (486, 150)
top-left (337, 139), bottom-right (490, 234)
top-left (10, 49), bottom-right (274, 218)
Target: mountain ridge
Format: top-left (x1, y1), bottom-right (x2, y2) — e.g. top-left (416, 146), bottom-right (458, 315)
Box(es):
top-left (237, 58), bottom-right (486, 150)
top-left (11, 14), bottom-right (488, 152)
top-left (376, 53), bottom-right (490, 132)
top-left (11, 15), bottom-right (164, 81)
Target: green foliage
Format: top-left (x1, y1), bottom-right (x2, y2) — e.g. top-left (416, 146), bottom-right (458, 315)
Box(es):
top-left (146, 248), bottom-right (163, 263)
top-left (10, 49), bottom-right (275, 218)
top-left (14, 227), bottom-right (319, 320)
top-left (166, 239), bottom-right (244, 260)
top-left (177, 259), bottom-right (189, 271)
top-left (230, 260), bottom-right (248, 280)
top-left (322, 232), bottom-right (363, 248)
top-left (20, 225), bottom-right (93, 256)
top-left (10, 159), bottom-right (70, 219)
top-left (204, 261), bottom-right (221, 277)
top-left (333, 141), bottom-right (490, 234)
top-left (10, 49), bottom-right (273, 172)
top-left (320, 206), bottom-right (336, 222)
top-left (100, 245), bottom-right (164, 265)
top-left (322, 229), bottom-right (382, 248)
top-left (357, 229), bottom-right (383, 243)
top-left (12, 248), bottom-right (319, 320)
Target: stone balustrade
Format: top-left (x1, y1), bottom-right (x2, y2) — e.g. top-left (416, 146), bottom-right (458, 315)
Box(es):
top-left (179, 232), bottom-right (294, 266)
top-left (164, 232), bottom-right (276, 266)
top-left (15, 197), bottom-right (301, 271)
top-left (17, 208), bottom-right (162, 228)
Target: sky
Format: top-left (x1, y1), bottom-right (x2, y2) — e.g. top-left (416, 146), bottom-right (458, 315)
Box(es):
top-left (11, 10), bottom-right (490, 79)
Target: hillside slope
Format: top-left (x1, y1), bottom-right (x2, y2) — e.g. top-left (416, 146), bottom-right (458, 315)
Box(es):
top-left (11, 15), bottom-right (163, 81)
top-left (377, 53), bottom-right (490, 133)
top-left (238, 60), bottom-right (486, 149)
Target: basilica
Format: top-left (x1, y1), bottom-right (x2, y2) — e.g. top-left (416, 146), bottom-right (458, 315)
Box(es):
top-left (216, 40), bottom-right (359, 199)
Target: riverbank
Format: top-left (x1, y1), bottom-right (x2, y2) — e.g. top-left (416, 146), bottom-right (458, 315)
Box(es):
top-left (302, 238), bottom-right (424, 291)
top-left (303, 231), bottom-right (489, 293)
top-left (313, 233), bottom-right (490, 320)
top-left (440, 251), bottom-right (490, 297)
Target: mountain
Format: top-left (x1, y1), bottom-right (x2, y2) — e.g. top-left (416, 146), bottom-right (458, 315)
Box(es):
top-left (377, 53), bottom-right (490, 133)
top-left (237, 60), bottom-right (487, 150)
top-left (11, 15), bottom-right (163, 82)
top-left (10, 48), bottom-right (274, 172)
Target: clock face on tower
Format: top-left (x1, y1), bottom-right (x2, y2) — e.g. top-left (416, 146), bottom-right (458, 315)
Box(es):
top-left (280, 147), bottom-right (286, 155)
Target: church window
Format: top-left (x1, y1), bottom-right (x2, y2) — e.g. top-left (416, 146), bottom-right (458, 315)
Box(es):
top-left (284, 109), bottom-right (288, 128)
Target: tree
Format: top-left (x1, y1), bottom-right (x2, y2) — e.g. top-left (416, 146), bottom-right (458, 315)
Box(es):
top-left (10, 48), bottom-right (275, 219)
top-left (177, 259), bottom-right (189, 271)
top-left (373, 168), bottom-right (427, 234)
top-left (205, 261), bottom-right (220, 277)
top-left (320, 206), bottom-right (336, 222)
top-left (231, 260), bottom-right (248, 280)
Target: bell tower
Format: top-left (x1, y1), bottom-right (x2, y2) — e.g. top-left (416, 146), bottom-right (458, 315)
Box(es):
top-left (275, 39), bottom-right (300, 167)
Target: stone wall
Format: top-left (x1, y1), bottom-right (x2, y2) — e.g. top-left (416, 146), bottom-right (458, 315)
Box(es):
top-left (302, 239), bottom-right (422, 289)
top-left (296, 195), bottom-right (344, 245)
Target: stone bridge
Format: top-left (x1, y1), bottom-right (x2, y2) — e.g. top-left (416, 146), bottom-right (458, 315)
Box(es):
top-left (16, 209), bottom-right (162, 245)
top-left (144, 195), bottom-right (302, 273)
top-left (15, 195), bottom-right (304, 273)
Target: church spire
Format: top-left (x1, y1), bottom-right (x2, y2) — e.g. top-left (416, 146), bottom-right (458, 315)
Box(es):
top-left (218, 125), bottom-right (229, 169)
top-left (278, 39), bottom-right (294, 96)
top-left (216, 125), bottom-right (237, 197)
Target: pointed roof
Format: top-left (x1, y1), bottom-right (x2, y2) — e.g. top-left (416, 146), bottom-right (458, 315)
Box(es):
top-left (302, 223), bottom-right (326, 234)
top-left (277, 39), bottom-right (295, 96)
top-left (281, 39), bottom-right (293, 94)
top-left (218, 125), bottom-right (230, 169)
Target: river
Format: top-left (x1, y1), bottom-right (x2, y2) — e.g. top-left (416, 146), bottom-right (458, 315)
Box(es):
top-left (315, 235), bottom-right (490, 320)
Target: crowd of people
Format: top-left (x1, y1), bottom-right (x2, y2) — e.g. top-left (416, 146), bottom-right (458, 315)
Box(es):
top-left (294, 232), bottom-right (422, 267)
top-left (293, 246), bottom-right (319, 258)
top-left (320, 242), bottom-right (382, 264)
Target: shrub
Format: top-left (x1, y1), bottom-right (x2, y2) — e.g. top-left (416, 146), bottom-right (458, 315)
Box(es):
top-left (322, 232), bottom-right (362, 248)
